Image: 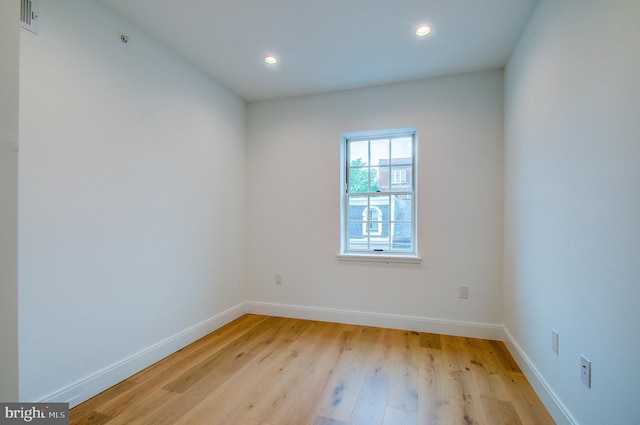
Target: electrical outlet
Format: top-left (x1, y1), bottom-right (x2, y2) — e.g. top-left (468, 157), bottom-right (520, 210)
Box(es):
top-left (275, 273), bottom-right (282, 285)
top-left (458, 285), bottom-right (469, 299)
top-left (551, 329), bottom-right (559, 354)
top-left (581, 355), bottom-right (591, 388)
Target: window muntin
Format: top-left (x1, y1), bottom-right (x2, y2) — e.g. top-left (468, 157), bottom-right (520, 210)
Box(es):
top-left (341, 128), bottom-right (417, 257)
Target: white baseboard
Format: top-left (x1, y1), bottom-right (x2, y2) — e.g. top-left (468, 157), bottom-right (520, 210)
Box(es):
top-left (39, 302), bottom-right (247, 408)
top-left (501, 327), bottom-right (578, 425)
top-left (246, 301), bottom-right (504, 340)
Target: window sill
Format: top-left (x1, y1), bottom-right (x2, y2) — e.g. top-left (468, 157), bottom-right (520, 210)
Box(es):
top-left (337, 253), bottom-right (422, 264)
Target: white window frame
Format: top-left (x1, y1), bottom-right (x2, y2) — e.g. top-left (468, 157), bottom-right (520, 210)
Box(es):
top-left (338, 127), bottom-right (420, 263)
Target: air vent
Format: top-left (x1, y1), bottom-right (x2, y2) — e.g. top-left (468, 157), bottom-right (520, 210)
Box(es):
top-left (20, 0), bottom-right (39, 34)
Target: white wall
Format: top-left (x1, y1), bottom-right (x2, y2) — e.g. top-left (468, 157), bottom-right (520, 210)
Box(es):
top-left (504, 1), bottom-right (640, 424)
top-left (0, 0), bottom-right (20, 402)
top-left (247, 71), bottom-right (504, 333)
top-left (18, 0), bottom-right (247, 404)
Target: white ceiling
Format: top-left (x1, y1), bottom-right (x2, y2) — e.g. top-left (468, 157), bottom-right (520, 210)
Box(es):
top-left (97, 0), bottom-right (538, 102)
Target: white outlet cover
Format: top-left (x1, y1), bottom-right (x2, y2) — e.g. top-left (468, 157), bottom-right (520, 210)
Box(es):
top-left (458, 286), bottom-right (469, 299)
top-left (581, 355), bottom-right (591, 388)
top-left (551, 329), bottom-right (559, 354)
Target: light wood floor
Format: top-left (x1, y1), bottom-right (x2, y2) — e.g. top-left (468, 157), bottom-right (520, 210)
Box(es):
top-left (70, 315), bottom-right (555, 425)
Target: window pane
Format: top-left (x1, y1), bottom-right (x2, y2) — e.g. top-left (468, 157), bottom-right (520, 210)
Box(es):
top-left (392, 194), bottom-right (412, 221)
top-left (370, 139), bottom-right (389, 167)
top-left (349, 140), bottom-right (369, 166)
top-left (349, 167), bottom-right (369, 193)
top-left (391, 222), bottom-right (413, 250)
top-left (370, 223), bottom-right (390, 251)
top-left (370, 194), bottom-right (390, 218)
top-left (376, 166), bottom-right (389, 192)
top-left (391, 137), bottom-right (412, 165)
top-left (391, 194), bottom-right (413, 250)
top-left (390, 166), bottom-right (410, 189)
top-left (347, 222), bottom-right (368, 250)
top-left (369, 167), bottom-right (381, 192)
top-left (347, 195), bottom-right (368, 218)
top-left (363, 206), bottom-right (383, 236)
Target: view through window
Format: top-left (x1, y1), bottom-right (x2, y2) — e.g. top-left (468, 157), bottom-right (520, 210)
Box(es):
top-left (341, 128), bottom-right (417, 257)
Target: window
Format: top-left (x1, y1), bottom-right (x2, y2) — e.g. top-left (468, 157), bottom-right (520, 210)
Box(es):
top-left (391, 169), bottom-right (407, 185)
top-left (340, 127), bottom-right (419, 260)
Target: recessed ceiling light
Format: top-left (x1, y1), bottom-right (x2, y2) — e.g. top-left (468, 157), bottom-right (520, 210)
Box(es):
top-left (264, 56), bottom-right (278, 64)
top-left (416, 25), bottom-right (431, 37)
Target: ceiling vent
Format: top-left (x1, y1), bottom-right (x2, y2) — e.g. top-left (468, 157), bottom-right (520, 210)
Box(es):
top-left (20, 0), bottom-right (39, 34)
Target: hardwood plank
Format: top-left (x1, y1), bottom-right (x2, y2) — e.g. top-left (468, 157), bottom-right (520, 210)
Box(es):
top-left (92, 314), bottom-right (272, 419)
top-left (347, 328), bottom-right (393, 425)
top-left (464, 337), bottom-right (518, 376)
top-left (488, 339), bottom-right (521, 373)
top-left (497, 372), bottom-right (556, 425)
top-left (151, 317), bottom-right (310, 425)
top-left (69, 411), bottom-right (112, 425)
top-left (418, 351), bottom-right (441, 425)
top-left (69, 379), bottom-right (135, 425)
top-left (172, 319), bottom-right (326, 425)
top-left (480, 396), bottom-right (523, 425)
top-left (383, 407), bottom-right (418, 425)
top-left (315, 417), bottom-right (347, 425)
top-left (464, 339), bottom-right (536, 424)
top-left (419, 333), bottom-right (442, 350)
top-left (162, 315), bottom-right (287, 393)
top-left (387, 330), bottom-right (420, 412)
top-left (316, 326), bottom-right (383, 422)
top-left (99, 387), bottom-right (181, 425)
top-left (255, 321), bottom-right (351, 425)
top-left (176, 322), bottom-right (341, 425)
top-left (129, 314), bottom-right (269, 385)
top-left (439, 360), bottom-right (483, 424)
top-left (457, 337), bottom-right (502, 401)
top-left (419, 336), bottom-right (487, 425)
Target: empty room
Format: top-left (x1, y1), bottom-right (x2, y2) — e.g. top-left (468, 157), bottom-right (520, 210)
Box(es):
top-left (1, 1), bottom-right (638, 424)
